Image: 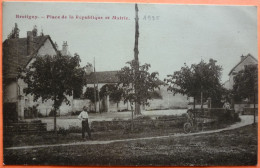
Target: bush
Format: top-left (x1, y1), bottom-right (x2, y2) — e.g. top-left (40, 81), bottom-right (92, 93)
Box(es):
top-left (24, 105), bottom-right (43, 119)
top-left (57, 127), bottom-right (69, 135)
top-left (112, 117), bottom-right (123, 121)
top-left (67, 125), bottom-right (82, 133)
top-left (49, 109), bottom-right (61, 117)
top-left (133, 115), bottom-right (152, 120)
top-left (156, 115), bottom-right (179, 120)
top-left (71, 111), bottom-right (81, 116)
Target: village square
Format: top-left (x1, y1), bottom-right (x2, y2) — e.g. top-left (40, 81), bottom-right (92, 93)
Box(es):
top-left (2, 3), bottom-right (258, 166)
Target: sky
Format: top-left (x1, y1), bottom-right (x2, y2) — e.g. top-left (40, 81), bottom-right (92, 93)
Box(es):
top-left (3, 2), bottom-right (258, 82)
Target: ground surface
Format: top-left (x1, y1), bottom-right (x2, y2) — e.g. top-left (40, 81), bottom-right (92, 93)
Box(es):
top-left (4, 115), bottom-right (258, 166)
top-left (25, 109), bottom-right (187, 130)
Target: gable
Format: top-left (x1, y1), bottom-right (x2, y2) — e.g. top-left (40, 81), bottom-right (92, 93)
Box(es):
top-left (229, 54), bottom-right (258, 75)
top-left (3, 35), bottom-right (57, 79)
top-left (37, 38), bottom-right (57, 56)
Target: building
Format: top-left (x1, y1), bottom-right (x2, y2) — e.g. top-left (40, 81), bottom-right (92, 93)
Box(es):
top-left (3, 29), bottom-right (73, 120)
top-left (223, 54), bottom-right (258, 113)
top-left (224, 54), bottom-right (258, 90)
top-left (84, 68), bottom-right (189, 112)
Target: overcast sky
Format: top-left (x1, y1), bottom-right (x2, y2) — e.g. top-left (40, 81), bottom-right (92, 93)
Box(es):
top-left (3, 2), bottom-right (258, 82)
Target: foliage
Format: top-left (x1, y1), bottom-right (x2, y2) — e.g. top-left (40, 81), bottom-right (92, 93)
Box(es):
top-left (99, 84), bottom-right (124, 103)
top-left (149, 90), bottom-right (162, 99)
top-left (117, 60), bottom-right (161, 107)
top-left (24, 104), bottom-right (43, 118)
top-left (7, 23), bottom-right (19, 39)
top-left (84, 87), bottom-right (99, 103)
top-left (19, 53), bottom-right (86, 131)
top-left (19, 53), bottom-right (86, 109)
top-left (70, 111), bottom-right (82, 116)
top-left (165, 59), bottom-right (224, 107)
top-left (233, 65), bottom-right (258, 103)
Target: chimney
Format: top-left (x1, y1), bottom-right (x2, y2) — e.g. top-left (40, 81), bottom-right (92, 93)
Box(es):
top-left (85, 63), bottom-right (93, 75)
top-left (240, 54), bottom-right (246, 61)
top-left (61, 41), bottom-right (68, 56)
top-left (27, 31), bottom-right (33, 55)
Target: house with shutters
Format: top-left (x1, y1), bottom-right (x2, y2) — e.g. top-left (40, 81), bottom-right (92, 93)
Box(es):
top-left (3, 29), bottom-right (73, 121)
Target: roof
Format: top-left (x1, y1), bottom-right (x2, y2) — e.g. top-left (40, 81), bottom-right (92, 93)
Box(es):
top-left (86, 71), bottom-right (119, 84)
top-left (86, 71), bottom-right (165, 85)
top-left (228, 54), bottom-right (258, 75)
top-left (3, 35), bottom-right (57, 79)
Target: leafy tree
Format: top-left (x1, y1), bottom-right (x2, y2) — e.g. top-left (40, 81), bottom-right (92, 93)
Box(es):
top-left (19, 53), bottom-right (86, 132)
top-left (117, 59), bottom-right (161, 115)
top-left (84, 87), bottom-right (99, 103)
top-left (233, 64), bottom-right (258, 123)
top-left (165, 59), bottom-right (223, 108)
top-left (233, 65), bottom-right (258, 102)
top-left (99, 84), bottom-right (124, 111)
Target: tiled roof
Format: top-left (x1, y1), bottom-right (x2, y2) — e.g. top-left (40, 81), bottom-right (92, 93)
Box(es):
top-left (86, 71), bottom-right (119, 84)
top-left (3, 35), bottom-right (55, 79)
top-left (86, 71), bottom-right (165, 85)
top-left (228, 54), bottom-right (258, 75)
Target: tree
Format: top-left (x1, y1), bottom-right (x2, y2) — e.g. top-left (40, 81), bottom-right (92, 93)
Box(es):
top-left (233, 65), bottom-right (258, 123)
top-left (19, 53), bottom-right (86, 132)
top-left (99, 84), bottom-right (124, 111)
top-left (117, 59), bottom-right (161, 115)
top-left (84, 87), bottom-right (98, 103)
top-left (165, 59), bottom-right (223, 109)
top-left (233, 65), bottom-right (258, 102)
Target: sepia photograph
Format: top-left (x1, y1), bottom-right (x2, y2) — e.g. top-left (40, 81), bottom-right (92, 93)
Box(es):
top-left (2, 2), bottom-right (258, 166)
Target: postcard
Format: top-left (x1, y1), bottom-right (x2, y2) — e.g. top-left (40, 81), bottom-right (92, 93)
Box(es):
top-left (2, 1), bottom-right (258, 166)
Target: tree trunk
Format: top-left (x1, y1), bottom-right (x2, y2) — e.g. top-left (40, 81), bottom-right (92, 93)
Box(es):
top-left (135, 102), bottom-right (141, 115)
top-left (54, 108), bottom-right (57, 133)
top-left (193, 97), bottom-right (196, 109)
top-left (201, 91), bottom-right (203, 110)
top-left (131, 103), bottom-right (134, 131)
top-left (117, 102), bottom-right (119, 112)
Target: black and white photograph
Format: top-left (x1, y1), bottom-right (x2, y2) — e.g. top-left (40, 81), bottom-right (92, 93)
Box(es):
top-left (2, 2), bottom-right (258, 166)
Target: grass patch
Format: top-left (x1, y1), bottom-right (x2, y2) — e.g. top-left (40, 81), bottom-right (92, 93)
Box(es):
top-left (4, 125), bottom-right (257, 166)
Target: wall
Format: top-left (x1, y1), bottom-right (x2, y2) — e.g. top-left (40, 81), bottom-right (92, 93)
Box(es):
top-left (3, 81), bottom-right (17, 103)
top-left (37, 38), bottom-right (57, 56)
top-left (146, 86), bottom-right (189, 110)
top-left (234, 103), bottom-right (258, 113)
top-left (72, 99), bottom-right (90, 112)
top-left (83, 84), bottom-right (189, 113)
top-left (229, 56), bottom-right (257, 89)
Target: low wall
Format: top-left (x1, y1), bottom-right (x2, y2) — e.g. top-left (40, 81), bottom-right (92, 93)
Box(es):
top-left (242, 108), bottom-right (258, 115)
top-left (91, 117), bottom-right (186, 131)
top-left (234, 104), bottom-right (258, 114)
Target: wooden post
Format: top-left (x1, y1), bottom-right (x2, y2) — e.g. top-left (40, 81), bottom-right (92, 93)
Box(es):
top-left (131, 103), bottom-right (134, 131)
top-left (134, 4), bottom-right (141, 115)
top-left (253, 92), bottom-right (256, 124)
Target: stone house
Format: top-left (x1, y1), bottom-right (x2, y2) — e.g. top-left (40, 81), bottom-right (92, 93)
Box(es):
top-left (223, 54), bottom-right (258, 113)
top-left (3, 30), bottom-right (74, 120)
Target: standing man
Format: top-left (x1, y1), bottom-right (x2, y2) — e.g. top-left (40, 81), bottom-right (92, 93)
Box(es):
top-left (78, 106), bottom-right (92, 140)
